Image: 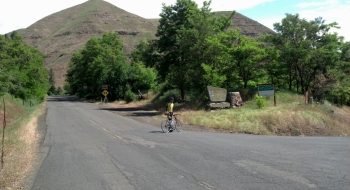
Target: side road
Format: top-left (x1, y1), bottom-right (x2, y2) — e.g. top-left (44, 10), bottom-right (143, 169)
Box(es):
top-left (98, 105), bottom-right (230, 133)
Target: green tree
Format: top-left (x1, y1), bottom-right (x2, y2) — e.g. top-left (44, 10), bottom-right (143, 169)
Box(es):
top-left (67, 32), bottom-right (129, 99)
top-left (201, 30), bottom-right (239, 89)
top-left (128, 62), bottom-right (157, 93)
top-left (0, 65), bottom-right (10, 96)
top-left (328, 41), bottom-right (350, 105)
top-left (56, 87), bottom-right (63, 95)
top-left (265, 14), bottom-right (341, 93)
top-left (232, 35), bottom-right (267, 88)
top-left (0, 33), bottom-right (49, 100)
top-left (155, 0), bottom-right (233, 99)
top-left (47, 68), bottom-right (56, 95)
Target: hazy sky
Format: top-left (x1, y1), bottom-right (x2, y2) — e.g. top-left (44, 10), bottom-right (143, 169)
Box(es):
top-left (0, 0), bottom-right (349, 41)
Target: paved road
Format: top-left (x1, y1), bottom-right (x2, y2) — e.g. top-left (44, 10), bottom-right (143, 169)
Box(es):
top-left (31, 96), bottom-right (350, 190)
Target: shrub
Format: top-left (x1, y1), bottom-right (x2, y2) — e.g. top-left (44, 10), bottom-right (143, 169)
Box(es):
top-left (255, 95), bottom-right (266, 109)
top-left (56, 87), bottom-right (63, 95)
top-left (124, 89), bottom-right (137, 103)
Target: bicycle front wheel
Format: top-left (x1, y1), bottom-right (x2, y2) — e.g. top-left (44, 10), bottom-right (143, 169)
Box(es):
top-left (161, 120), bottom-right (170, 133)
top-left (174, 118), bottom-right (182, 132)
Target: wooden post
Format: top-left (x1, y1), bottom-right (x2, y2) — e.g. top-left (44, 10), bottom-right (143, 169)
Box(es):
top-left (1, 97), bottom-right (6, 169)
top-left (274, 84), bottom-right (276, 107)
top-left (305, 89), bottom-right (309, 104)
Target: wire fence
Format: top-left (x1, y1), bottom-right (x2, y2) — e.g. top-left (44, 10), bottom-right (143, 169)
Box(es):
top-left (0, 96), bottom-right (37, 170)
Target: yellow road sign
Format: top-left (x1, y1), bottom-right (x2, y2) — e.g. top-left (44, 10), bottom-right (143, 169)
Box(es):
top-left (102, 90), bottom-right (109, 97)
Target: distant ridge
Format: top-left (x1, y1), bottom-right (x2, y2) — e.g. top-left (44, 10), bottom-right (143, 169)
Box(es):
top-left (215, 11), bottom-right (274, 37)
top-left (15, 0), bottom-right (274, 87)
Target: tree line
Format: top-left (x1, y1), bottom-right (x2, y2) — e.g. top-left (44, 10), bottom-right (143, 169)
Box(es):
top-left (66, 0), bottom-right (350, 105)
top-left (0, 32), bottom-right (49, 101)
top-left (65, 32), bottom-right (157, 102)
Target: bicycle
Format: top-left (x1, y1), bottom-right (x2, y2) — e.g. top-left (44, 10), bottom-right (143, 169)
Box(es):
top-left (161, 114), bottom-right (182, 133)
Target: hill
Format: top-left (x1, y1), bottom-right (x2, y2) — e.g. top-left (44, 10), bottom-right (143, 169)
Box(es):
top-left (16, 0), bottom-right (274, 87)
top-left (215, 11), bottom-right (274, 37)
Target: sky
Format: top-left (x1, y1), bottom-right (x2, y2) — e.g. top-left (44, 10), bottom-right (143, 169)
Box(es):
top-left (0, 0), bottom-right (349, 41)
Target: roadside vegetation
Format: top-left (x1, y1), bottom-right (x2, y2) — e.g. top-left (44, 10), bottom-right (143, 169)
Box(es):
top-left (178, 91), bottom-right (350, 136)
top-left (0, 32), bottom-right (49, 101)
top-left (111, 90), bottom-right (350, 137)
top-left (0, 94), bottom-right (45, 189)
top-left (1, 0), bottom-right (349, 188)
top-left (64, 0), bottom-right (350, 136)
top-left (0, 29), bottom-right (48, 190)
top-left (65, 0), bottom-right (350, 108)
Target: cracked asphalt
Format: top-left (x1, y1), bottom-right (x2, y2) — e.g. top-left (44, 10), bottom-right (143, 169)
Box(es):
top-left (30, 96), bottom-right (350, 190)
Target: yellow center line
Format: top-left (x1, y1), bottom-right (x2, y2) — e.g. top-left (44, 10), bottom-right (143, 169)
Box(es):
top-left (100, 126), bottom-right (129, 144)
top-left (77, 110), bottom-right (129, 143)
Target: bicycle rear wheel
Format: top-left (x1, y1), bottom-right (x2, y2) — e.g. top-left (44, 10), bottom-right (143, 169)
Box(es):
top-left (174, 118), bottom-right (182, 132)
top-left (161, 120), bottom-right (170, 133)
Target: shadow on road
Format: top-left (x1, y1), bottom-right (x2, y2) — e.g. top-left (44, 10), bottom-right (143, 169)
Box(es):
top-left (46, 95), bottom-right (81, 102)
top-left (99, 107), bottom-right (160, 117)
top-left (149, 131), bottom-right (163, 134)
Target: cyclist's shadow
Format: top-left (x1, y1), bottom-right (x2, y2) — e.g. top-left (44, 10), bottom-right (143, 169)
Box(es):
top-left (149, 130), bottom-right (164, 134)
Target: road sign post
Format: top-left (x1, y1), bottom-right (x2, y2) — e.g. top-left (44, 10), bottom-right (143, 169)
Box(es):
top-left (102, 90), bottom-right (109, 104)
top-left (258, 84), bottom-right (276, 107)
top-left (83, 86), bottom-right (87, 93)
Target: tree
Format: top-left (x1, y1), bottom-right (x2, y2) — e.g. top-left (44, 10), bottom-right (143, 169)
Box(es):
top-left (67, 32), bottom-right (129, 99)
top-left (47, 68), bottom-right (56, 95)
top-left (155, 0), bottom-right (233, 99)
top-left (201, 30), bottom-right (239, 89)
top-left (328, 41), bottom-right (350, 105)
top-left (128, 62), bottom-right (157, 93)
top-left (0, 33), bottom-right (49, 101)
top-left (265, 14), bottom-right (342, 93)
top-left (0, 65), bottom-right (10, 96)
top-left (232, 35), bottom-right (267, 88)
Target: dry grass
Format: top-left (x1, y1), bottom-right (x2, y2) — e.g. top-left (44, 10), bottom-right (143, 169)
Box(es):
top-left (0, 96), bottom-right (45, 190)
top-left (177, 94), bottom-right (350, 136)
top-left (104, 91), bottom-right (350, 136)
top-left (99, 92), bottom-right (159, 110)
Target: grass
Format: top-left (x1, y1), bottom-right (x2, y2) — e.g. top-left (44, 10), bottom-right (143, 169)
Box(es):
top-left (119, 90), bottom-right (350, 136)
top-left (0, 94), bottom-right (45, 189)
top-left (177, 91), bottom-right (350, 136)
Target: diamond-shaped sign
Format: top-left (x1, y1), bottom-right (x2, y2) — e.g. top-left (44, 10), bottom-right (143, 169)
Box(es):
top-left (102, 90), bottom-right (109, 97)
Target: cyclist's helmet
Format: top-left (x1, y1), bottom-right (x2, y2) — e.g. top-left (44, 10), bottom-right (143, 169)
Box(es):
top-left (170, 97), bottom-right (174, 100)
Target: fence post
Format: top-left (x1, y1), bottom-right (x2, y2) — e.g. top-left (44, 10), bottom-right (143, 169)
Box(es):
top-left (1, 97), bottom-right (6, 169)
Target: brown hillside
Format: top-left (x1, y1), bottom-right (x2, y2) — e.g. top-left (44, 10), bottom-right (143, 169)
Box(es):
top-left (17, 0), bottom-right (274, 87)
top-left (215, 11), bottom-right (275, 37)
top-left (17, 0), bottom-right (158, 87)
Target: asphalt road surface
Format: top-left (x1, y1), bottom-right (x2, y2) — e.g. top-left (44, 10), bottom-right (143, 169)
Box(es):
top-left (31, 96), bottom-right (350, 190)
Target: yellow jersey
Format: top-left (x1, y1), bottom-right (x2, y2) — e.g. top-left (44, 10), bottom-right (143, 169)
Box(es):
top-left (167, 102), bottom-right (174, 112)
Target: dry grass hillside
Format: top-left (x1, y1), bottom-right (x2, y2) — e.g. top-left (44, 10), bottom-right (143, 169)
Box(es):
top-left (17, 0), bottom-right (158, 87)
top-left (16, 0), bottom-right (274, 87)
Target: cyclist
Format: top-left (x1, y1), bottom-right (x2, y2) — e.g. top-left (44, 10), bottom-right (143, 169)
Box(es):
top-left (165, 97), bottom-right (175, 131)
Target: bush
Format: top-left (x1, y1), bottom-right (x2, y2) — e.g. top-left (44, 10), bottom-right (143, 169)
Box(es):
top-left (56, 87), bottom-right (63, 95)
top-left (47, 85), bottom-right (56, 95)
top-left (255, 95), bottom-right (266, 109)
top-left (124, 89), bottom-right (137, 103)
